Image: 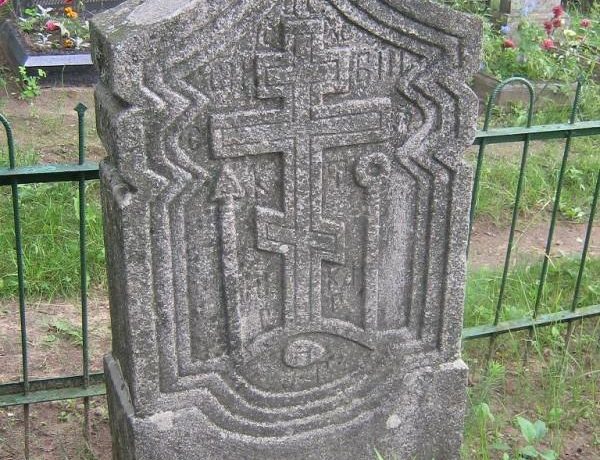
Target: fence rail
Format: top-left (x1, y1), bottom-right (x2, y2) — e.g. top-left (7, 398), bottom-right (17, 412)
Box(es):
top-left (1, 78), bottom-right (599, 455)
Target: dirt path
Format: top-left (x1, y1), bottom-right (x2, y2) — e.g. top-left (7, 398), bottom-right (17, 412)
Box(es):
top-left (469, 220), bottom-right (600, 269)
top-left (0, 86), bottom-right (106, 164)
top-left (1, 48), bottom-right (105, 164)
top-left (0, 297), bottom-right (111, 460)
top-left (0, 297), bottom-right (110, 383)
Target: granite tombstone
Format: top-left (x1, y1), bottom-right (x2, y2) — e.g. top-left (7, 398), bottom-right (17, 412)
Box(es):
top-left (92, 0), bottom-right (481, 458)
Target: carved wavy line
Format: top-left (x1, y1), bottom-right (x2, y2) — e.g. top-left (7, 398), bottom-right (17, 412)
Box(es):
top-left (420, 81), bottom-right (462, 147)
top-left (431, 157), bottom-right (454, 350)
top-left (393, 161), bottom-right (421, 330)
top-left (192, 368), bottom-right (398, 436)
top-left (140, 69), bottom-right (197, 393)
top-left (328, 0), bottom-right (439, 60)
top-left (198, 396), bottom-right (375, 442)
top-left (199, 371), bottom-right (378, 424)
top-left (141, 73), bottom-right (191, 206)
top-left (162, 77), bottom-right (211, 371)
top-left (394, 66), bottom-right (439, 155)
top-left (169, 366), bottom-right (371, 416)
top-left (408, 155), bottom-right (451, 347)
top-left (399, 158), bottom-right (433, 341)
top-left (436, 81), bottom-right (462, 143)
top-left (197, 389), bottom-right (379, 437)
top-left (163, 341), bottom-right (443, 417)
top-left (148, 0), bottom-right (281, 389)
top-left (437, 79), bottom-right (479, 148)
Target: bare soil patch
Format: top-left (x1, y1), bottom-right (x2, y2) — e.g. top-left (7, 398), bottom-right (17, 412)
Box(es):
top-left (1, 397), bottom-right (111, 460)
top-left (0, 297), bottom-right (110, 383)
top-left (469, 220), bottom-right (600, 268)
top-left (560, 420), bottom-right (600, 459)
top-left (0, 86), bottom-right (105, 163)
top-left (0, 296), bottom-right (111, 459)
top-left (1, 48), bottom-right (105, 164)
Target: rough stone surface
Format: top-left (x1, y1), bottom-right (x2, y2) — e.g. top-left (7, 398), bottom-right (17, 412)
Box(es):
top-left (92, 1), bottom-right (482, 459)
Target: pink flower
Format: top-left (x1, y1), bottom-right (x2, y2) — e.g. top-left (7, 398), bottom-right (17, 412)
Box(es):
top-left (45, 20), bottom-right (60, 32)
top-left (542, 38), bottom-right (556, 50)
top-left (502, 38), bottom-right (516, 49)
top-left (552, 17), bottom-right (563, 28)
top-left (552, 5), bottom-right (564, 18)
top-left (0, 0), bottom-right (10, 7)
top-left (544, 20), bottom-right (554, 34)
top-left (580, 18), bottom-right (591, 28)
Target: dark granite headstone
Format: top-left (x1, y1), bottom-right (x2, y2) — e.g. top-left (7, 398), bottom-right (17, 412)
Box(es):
top-left (92, 1), bottom-right (482, 458)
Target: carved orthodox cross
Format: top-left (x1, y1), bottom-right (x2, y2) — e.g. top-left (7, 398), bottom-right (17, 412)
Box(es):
top-left (210, 15), bottom-right (392, 356)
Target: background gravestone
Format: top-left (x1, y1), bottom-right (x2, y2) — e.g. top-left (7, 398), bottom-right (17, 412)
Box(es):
top-left (92, 0), bottom-right (481, 458)
top-left (502, 0), bottom-right (557, 26)
top-left (12, 0), bottom-right (125, 16)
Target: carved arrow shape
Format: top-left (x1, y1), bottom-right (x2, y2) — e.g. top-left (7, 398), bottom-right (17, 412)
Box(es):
top-left (213, 163), bottom-right (242, 203)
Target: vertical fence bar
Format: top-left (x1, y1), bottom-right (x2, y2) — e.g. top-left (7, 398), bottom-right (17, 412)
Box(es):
top-left (468, 92), bottom-right (495, 248)
top-left (484, 78), bottom-right (536, 363)
top-left (75, 103), bottom-right (91, 445)
top-left (526, 80), bottom-right (584, 359)
top-left (1, 113), bottom-right (30, 458)
top-left (565, 168), bottom-right (600, 346)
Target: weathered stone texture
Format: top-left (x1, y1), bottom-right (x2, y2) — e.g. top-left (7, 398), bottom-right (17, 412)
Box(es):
top-left (92, 1), bottom-right (482, 458)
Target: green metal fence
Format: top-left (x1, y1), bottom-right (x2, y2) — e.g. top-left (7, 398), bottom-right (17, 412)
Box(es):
top-left (0, 105), bottom-right (103, 457)
top-left (463, 77), bottom-right (600, 344)
top-left (0, 78), bottom-right (599, 456)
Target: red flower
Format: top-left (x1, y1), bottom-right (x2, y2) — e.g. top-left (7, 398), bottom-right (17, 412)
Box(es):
top-left (45, 20), bottom-right (60, 32)
top-left (502, 38), bottom-right (516, 49)
top-left (552, 5), bottom-right (564, 18)
top-left (542, 38), bottom-right (556, 50)
top-left (544, 20), bottom-right (554, 34)
top-left (580, 18), bottom-right (591, 28)
top-left (552, 17), bottom-right (563, 28)
top-left (0, 0), bottom-right (9, 7)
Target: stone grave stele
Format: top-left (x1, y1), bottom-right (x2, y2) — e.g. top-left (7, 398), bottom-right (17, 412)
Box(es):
top-left (504, 0), bottom-right (557, 27)
top-left (91, 0), bottom-right (481, 458)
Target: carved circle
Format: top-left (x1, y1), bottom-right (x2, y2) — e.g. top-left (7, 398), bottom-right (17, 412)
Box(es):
top-left (283, 338), bottom-right (327, 369)
top-left (354, 152), bottom-right (391, 188)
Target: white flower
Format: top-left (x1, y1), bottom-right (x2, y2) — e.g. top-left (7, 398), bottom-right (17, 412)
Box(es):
top-left (36, 33), bottom-right (52, 45)
top-left (36, 5), bottom-right (53, 17)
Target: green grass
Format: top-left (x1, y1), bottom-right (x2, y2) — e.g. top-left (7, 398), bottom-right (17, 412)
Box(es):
top-left (0, 149), bottom-right (105, 299)
top-left (463, 320), bottom-right (600, 459)
top-left (465, 257), bottom-right (600, 327)
top-left (484, 81), bottom-right (600, 128)
top-left (463, 259), bottom-right (600, 459)
top-left (471, 137), bottom-right (600, 224)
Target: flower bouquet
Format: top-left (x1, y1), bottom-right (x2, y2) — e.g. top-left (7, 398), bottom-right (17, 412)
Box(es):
top-left (1, 0), bottom-right (90, 52)
top-left (488, 4), bottom-right (597, 83)
top-left (470, 4), bottom-right (600, 109)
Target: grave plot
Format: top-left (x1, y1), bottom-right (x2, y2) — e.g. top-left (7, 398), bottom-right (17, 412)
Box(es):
top-left (0, 0), bottom-right (124, 85)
